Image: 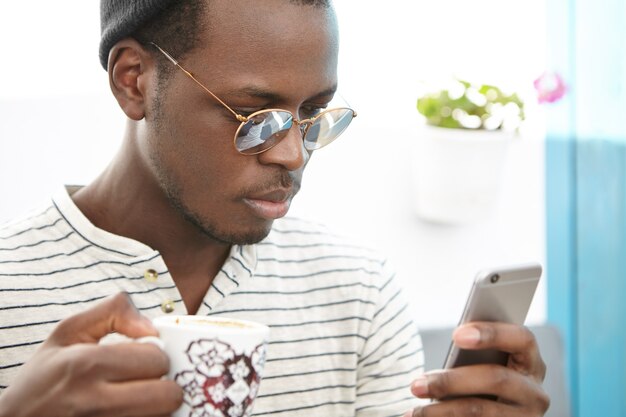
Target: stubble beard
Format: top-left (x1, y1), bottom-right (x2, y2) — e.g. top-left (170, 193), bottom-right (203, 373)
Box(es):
top-left (149, 94), bottom-right (274, 246)
top-left (161, 180), bottom-right (273, 245)
top-left (149, 147), bottom-right (275, 245)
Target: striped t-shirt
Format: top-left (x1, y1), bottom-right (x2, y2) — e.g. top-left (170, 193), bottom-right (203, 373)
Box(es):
top-left (0, 187), bottom-right (424, 416)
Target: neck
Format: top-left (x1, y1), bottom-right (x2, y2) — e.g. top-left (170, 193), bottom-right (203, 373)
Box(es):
top-left (72, 123), bottom-right (230, 314)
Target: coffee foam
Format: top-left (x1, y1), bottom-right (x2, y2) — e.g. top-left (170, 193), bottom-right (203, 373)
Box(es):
top-left (175, 317), bottom-right (253, 329)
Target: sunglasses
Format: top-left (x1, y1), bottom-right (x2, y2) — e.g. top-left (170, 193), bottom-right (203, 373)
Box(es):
top-left (150, 42), bottom-right (357, 155)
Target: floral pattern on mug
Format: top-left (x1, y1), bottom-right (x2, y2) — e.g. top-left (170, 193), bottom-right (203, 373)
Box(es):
top-left (175, 339), bottom-right (267, 417)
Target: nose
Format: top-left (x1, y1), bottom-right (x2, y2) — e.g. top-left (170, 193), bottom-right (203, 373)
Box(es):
top-left (257, 122), bottom-right (308, 171)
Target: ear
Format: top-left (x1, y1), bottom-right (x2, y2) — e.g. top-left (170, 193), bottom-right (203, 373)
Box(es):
top-left (107, 39), bottom-right (156, 121)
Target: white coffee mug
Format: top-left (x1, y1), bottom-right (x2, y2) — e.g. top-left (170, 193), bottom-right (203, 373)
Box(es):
top-left (152, 315), bottom-right (270, 417)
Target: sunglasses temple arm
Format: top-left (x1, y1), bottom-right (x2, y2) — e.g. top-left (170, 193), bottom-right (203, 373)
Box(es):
top-left (149, 42), bottom-right (247, 122)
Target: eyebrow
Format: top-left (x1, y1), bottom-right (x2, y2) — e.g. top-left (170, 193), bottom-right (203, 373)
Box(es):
top-left (227, 85), bottom-right (338, 102)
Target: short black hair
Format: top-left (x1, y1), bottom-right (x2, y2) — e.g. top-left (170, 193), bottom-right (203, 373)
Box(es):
top-left (132, 0), bottom-right (207, 81)
top-left (131, 0), bottom-right (332, 83)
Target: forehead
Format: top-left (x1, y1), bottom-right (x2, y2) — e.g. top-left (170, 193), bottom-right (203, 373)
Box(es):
top-left (187, 0), bottom-right (339, 97)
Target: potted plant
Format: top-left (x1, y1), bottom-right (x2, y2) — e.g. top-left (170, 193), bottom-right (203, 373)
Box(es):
top-left (416, 79), bottom-right (525, 132)
top-left (411, 76), bottom-right (563, 224)
top-left (411, 79), bottom-right (525, 224)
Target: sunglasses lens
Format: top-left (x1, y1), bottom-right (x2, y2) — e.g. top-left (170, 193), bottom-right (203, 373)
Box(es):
top-left (304, 108), bottom-right (355, 151)
top-left (235, 111), bottom-right (293, 155)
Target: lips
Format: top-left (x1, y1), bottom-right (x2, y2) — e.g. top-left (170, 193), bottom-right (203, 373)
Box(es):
top-left (243, 188), bottom-right (293, 220)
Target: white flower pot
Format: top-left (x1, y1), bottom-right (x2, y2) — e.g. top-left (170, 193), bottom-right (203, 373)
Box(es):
top-left (410, 125), bottom-right (517, 224)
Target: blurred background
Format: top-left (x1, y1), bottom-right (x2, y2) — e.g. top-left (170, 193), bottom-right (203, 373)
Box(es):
top-left (0, 1), bottom-right (624, 417)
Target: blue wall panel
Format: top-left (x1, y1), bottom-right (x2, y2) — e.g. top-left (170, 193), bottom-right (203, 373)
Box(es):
top-left (545, 136), bottom-right (577, 404)
top-left (576, 140), bottom-right (626, 417)
top-left (547, 0), bottom-right (626, 416)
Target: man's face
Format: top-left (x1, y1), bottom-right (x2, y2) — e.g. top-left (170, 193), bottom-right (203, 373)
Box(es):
top-left (143, 0), bottom-right (339, 244)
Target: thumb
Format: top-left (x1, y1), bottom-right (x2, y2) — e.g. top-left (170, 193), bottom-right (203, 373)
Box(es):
top-left (47, 292), bottom-right (157, 346)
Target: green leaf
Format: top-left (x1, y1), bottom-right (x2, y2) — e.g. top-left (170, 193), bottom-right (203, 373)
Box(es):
top-left (417, 79), bottom-right (525, 130)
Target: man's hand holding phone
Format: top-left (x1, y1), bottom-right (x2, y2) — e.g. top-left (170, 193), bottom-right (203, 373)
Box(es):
top-left (404, 263), bottom-right (550, 417)
top-left (405, 321), bottom-right (550, 416)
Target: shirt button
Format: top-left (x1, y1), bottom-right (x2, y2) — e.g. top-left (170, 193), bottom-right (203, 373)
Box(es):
top-left (144, 269), bottom-right (158, 283)
top-left (161, 300), bottom-right (175, 314)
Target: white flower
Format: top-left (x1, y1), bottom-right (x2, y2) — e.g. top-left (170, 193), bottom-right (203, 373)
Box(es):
top-left (228, 403), bottom-right (244, 417)
top-left (187, 339), bottom-right (235, 369)
top-left (229, 359), bottom-right (250, 381)
top-left (175, 370), bottom-right (207, 408)
top-left (208, 382), bottom-right (227, 403)
top-left (251, 344), bottom-right (267, 375)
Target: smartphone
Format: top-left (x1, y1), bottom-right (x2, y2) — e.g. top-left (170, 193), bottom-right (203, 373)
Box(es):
top-left (443, 263), bottom-right (542, 369)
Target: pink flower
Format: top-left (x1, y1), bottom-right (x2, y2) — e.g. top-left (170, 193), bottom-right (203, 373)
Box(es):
top-left (534, 72), bottom-right (567, 104)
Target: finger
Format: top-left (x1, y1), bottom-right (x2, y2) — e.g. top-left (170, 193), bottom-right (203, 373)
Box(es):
top-left (405, 396), bottom-right (527, 417)
top-left (102, 379), bottom-right (183, 416)
top-left (48, 292), bottom-right (157, 346)
top-left (410, 366), bottom-right (549, 409)
top-left (58, 342), bottom-right (170, 382)
top-left (452, 323), bottom-right (546, 381)
top-left (104, 342), bottom-right (169, 381)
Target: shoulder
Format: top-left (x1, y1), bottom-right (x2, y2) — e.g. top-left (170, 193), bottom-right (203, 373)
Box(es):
top-left (0, 202), bottom-right (65, 252)
top-left (0, 201), bottom-right (80, 277)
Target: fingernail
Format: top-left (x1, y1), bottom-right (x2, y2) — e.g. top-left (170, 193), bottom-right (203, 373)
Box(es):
top-left (455, 327), bottom-right (481, 345)
top-left (411, 376), bottom-right (429, 397)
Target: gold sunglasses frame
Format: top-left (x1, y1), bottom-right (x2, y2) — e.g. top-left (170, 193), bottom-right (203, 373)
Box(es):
top-left (149, 42), bottom-right (356, 155)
